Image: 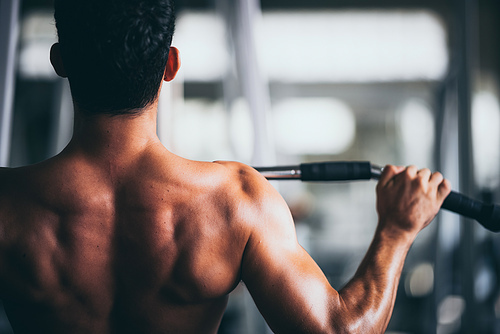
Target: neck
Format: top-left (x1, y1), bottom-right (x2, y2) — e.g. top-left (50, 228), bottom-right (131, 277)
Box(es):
top-left (68, 103), bottom-right (162, 160)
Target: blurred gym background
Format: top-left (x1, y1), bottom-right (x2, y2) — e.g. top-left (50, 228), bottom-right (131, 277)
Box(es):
top-left (1, 0), bottom-right (500, 333)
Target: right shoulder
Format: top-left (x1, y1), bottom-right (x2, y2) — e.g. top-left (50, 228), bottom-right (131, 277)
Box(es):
top-left (212, 160), bottom-right (282, 204)
top-left (212, 160), bottom-right (295, 237)
top-left (213, 160), bottom-right (267, 195)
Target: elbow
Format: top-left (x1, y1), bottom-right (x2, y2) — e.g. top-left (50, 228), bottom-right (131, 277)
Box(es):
top-left (324, 297), bottom-right (387, 334)
top-left (325, 320), bottom-right (384, 334)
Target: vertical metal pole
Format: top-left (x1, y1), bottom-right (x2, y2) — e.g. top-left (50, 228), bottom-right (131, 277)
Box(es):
top-left (434, 75), bottom-right (462, 334)
top-left (0, 0), bottom-right (20, 167)
top-left (223, 0), bottom-right (276, 167)
top-left (457, 0), bottom-right (478, 332)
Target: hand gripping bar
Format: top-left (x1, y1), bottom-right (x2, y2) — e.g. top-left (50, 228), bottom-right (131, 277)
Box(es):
top-left (255, 161), bottom-right (500, 233)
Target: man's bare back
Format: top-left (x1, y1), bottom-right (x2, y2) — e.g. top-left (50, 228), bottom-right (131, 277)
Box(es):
top-left (0, 0), bottom-right (451, 332)
top-left (0, 113), bottom-right (451, 334)
top-left (0, 126), bottom-right (265, 333)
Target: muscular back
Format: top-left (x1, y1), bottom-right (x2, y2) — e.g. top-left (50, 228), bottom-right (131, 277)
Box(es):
top-left (0, 128), bottom-right (444, 334)
top-left (0, 147), bottom-right (255, 333)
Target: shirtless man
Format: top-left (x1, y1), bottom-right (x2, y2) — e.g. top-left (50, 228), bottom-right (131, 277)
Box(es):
top-left (0, 0), bottom-right (451, 333)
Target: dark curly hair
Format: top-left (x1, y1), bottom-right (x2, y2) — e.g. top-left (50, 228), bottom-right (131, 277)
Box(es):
top-left (54, 0), bottom-right (176, 115)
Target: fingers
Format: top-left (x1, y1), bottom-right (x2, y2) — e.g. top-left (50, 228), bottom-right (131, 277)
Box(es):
top-left (379, 164), bottom-right (420, 188)
top-left (428, 171), bottom-right (443, 187)
top-left (379, 165), bottom-right (451, 197)
top-left (406, 165), bottom-right (419, 177)
top-left (427, 171), bottom-right (451, 200)
top-left (376, 164), bottom-right (452, 238)
top-left (416, 168), bottom-right (431, 181)
top-left (378, 165), bottom-right (405, 187)
top-left (437, 178), bottom-right (452, 201)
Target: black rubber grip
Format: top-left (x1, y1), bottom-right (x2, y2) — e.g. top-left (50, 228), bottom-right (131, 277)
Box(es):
top-left (300, 161), bottom-right (372, 181)
top-left (442, 191), bottom-right (500, 232)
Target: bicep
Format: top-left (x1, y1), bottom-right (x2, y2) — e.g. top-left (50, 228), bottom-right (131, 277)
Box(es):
top-left (240, 188), bottom-right (340, 334)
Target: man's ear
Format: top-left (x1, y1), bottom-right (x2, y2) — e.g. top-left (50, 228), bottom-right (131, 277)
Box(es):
top-left (50, 43), bottom-right (68, 78)
top-left (164, 46), bottom-right (180, 82)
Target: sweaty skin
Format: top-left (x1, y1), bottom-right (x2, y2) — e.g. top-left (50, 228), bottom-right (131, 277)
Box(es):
top-left (0, 45), bottom-right (451, 334)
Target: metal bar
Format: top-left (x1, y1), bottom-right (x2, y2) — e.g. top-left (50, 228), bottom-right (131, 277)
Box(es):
top-left (255, 165), bottom-right (301, 180)
top-left (255, 163), bottom-right (383, 181)
top-left (0, 0), bottom-right (20, 167)
top-left (370, 165), bottom-right (383, 180)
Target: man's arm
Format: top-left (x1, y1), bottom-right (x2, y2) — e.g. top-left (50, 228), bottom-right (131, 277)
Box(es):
top-left (240, 164), bottom-right (450, 334)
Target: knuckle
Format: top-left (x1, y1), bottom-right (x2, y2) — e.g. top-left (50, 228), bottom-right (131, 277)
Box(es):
top-left (384, 165), bottom-right (397, 174)
top-left (417, 169), bottom-right (430, 181)
top-left (407, 165), bottom-right (417, 172)
top-left (420, 168), bottom-right (431, 175)
top-left (433, 171), bottom-right (443, 179)
top-left (404, 166), bottom-right (416, 178)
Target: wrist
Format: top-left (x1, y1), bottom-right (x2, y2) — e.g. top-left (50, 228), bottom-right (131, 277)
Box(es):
top-left (375, 218), bottom-right (418, 246)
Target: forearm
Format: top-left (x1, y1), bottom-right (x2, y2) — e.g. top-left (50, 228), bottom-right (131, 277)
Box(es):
top-left (335, 224), bottom-right (414, 333)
